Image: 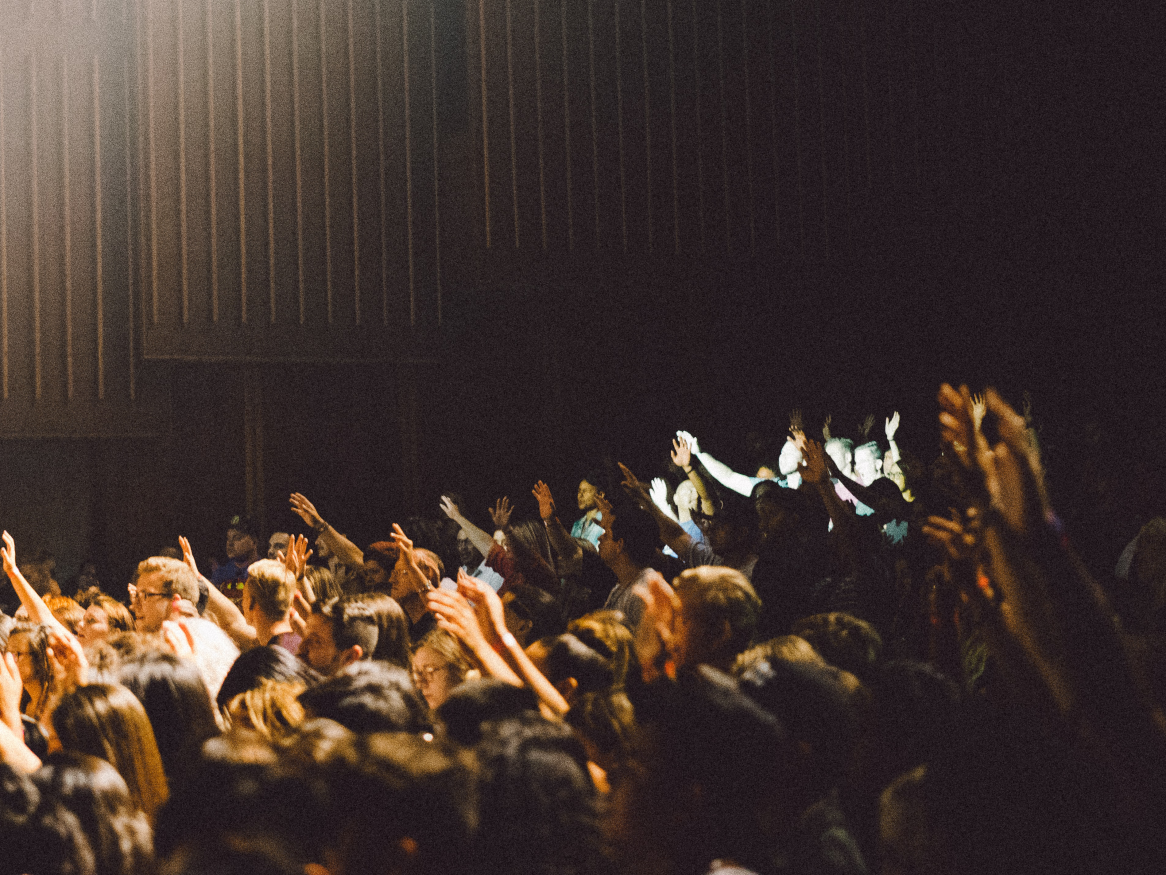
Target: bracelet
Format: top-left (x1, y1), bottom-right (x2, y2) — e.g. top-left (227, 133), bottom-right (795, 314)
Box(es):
top-left (683, 467), bottom-right (693, 474)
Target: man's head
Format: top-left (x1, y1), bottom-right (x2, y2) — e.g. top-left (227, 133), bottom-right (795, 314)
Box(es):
top-left (824, 437), bottom-right (856, 477)
top-left (673, 480), bottom-right (698, 514)
top-left (576, 479), bottom-right (604, 513)
top-left (671, 567), bottom-right (762, 673)
top-left (131, 557), bottom-right (201, 633)
top-left (299, 596), bottom-right (379, 675)
top-left (242, 559), bottom-right (298, 626)
top-left (266, 532), bottom-right (291, 561)
top-left (853, 442), bottom-right (884, 486)
top-left (225, 516), bottom-right (259, 562)
top-left (598, 503), bottom-right (659, 570)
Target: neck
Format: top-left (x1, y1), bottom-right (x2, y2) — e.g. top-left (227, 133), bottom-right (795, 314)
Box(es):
top-left (609, 553), bottom-right (646, 587)
top-left (258, 612), bottom-right (293, 642)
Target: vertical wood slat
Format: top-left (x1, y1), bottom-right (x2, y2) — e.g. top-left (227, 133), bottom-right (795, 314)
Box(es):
top-left (429, 0), bottom-right (441, 321)
top-left (32, 55), bottom-right (42, 399)
top-left (347, 0), bottom-right (360, 324)
top-left (375, 0), bottom-right (387, 325)
top-left (178, 0), bottom-right (188, 323)
top-left (64, 54), bottom-right (74, 399)
top-left (94, 55), bottom-right (104, 399)
top-left (234, 0), bottom-right (247, 323)
top-left (403, 0), bottom-right (415, 323)
top-left (264, 0), bottom-right (276, 323)
top-left (319, 0), bottom-right (333, 323)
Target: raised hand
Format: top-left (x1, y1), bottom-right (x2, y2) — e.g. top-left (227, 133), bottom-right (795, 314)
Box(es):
top-left (280, 534), bottom-right (312, 579)
top-left (789, 408), bottom-right (805, 433)
top-left (799, 439), bottom-right (830, 485)
top-left (427, 588), bottom-right (489, 651)
top-left (290, 493), bottom-right (325, 530)
top-left (973, 389), bottom-right (1050, 536)
top-left (938, 383), bottom-right (975, 468)
top-left (178, 535), bottom-right (206, 581)
top-left (439, 495), bottom-right (463, 521)
top-left (822, 414), bottom-right (833, 440)
top-left (618, 463), bottom-right (652, 510)
top-left (675, 430), bottom-right (701, 457)
top-left (649, 478), bottom-right (673, 514)
top-left (457, 569), bottom-right (507, 645)
top-left (885, 410), bottom-right (901, 441)
top-left (921, 509), bottom-right (982, 565)
top-left (790, 426), bottom-right (808, 452)
top-left (46, 629), bottom-right (89, 692)
top-left (671, 436), bottom-right (693, 470)
top-left (532, 481), bottom-right (556, 521)
top-left (488, 497), bottom-right (513, 530)
top-left (1, 531), bottom-right (17, 579)
top-left (289, 590), bottom-right (313, 638)
top-left (970, 393), bottom-right (987, 432)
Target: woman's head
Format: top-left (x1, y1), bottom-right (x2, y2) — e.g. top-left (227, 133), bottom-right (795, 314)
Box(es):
top-left (411, 628), bottom-right (471, 710)
top-left (75, 592), bottom-right (135, 649)
top-left (226, 679), bottom-right (307, 741)
top-left (356, 592), bottom-right (412, 668)
top-left (32, 751), bottom-right (154, 875)
top-left (4, 622), bottom-right (51, 689)
top-left (50, 682), bottom-right (170, 819)
top-left (116, 650), bottom-right (220, 795)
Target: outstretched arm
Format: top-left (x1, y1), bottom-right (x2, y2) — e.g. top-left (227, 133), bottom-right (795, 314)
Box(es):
top-left (677, 431), bottom-right (761, 497)
top-left (618, 465), bottom-right (693, 557)
top-left (1, 532), bottom-right (69, 636)
top-left (290, 493), bottom-right (364, 568)
top-left (440, 496), bottom-right (498, 560)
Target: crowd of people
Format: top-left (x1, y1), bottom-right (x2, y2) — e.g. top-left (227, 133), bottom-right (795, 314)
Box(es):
top-left (1, 384), bottom-right (1164, 875)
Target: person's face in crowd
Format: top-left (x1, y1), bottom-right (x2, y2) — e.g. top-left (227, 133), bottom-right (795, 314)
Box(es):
top-left (577, 480), bottom-right (602, 513)
top-left (778, 439), bottom-right (803, 477)
top-left (299, 613), bottom-right (343, 675)
top-left (824, 439), bottom-right (854, 476)
top-left (456, 530), bottom-right (479, 568)
top-left (76, 605), bottom-right (111, 648)
top-left (854, 446), bottom-right (883, 486)
top-left (366, 558), bottom-right (392, 592)
top-left (411, 645), bottom-right (456, 710)
top-left (756, 465), bottom-right (777, 480)
top-left (267, 532), bottom-right (290, 560)
top-left (131, 569), bottom-right (173, 634)
top-left (3, 631), bottom-right (36, 686)
top-left (674, 481), bottom-right (698, 514)
top-left (226, 528), bottom-right (257, 562)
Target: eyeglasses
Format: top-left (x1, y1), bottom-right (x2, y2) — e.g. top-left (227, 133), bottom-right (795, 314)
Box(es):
top-left (133, 590), bottom-right (170, 602)
top-left (411, 665), bottom-right (448, 685)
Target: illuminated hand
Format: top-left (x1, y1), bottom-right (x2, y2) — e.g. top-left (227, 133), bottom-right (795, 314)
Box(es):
top-left (279, 534), bottom-right (313, 579)
top-left (161, 607), bottom-right (197, 661)
top-left (439, 495), bottom-right (463, 522)
top-left (799, 439), bottom-right (830, 485)
top-left (632, 576), bottom-right (681, 682)
top-left (0, 531), bottom-right (16, 579)
top-left (488, 497), bottom-right (513, 530)
top-left (290, 493), bottom-right (325, 529)
top-left (822, 414), bottom-right (833, 441)
top-left (457, 569), bottom-right (507, 646)
top-left (532, 481), bottom-right (556, 521)
top-left (938, 383), bottom-right (975, 469)
top-left (675, 430), bottom-right (701, 457)
top-left (46, 628), bottom-right (89, 692)
top-left (671, 436), bottom-right (693, 470)
top-left (649, 478), bottom-right (674, 517)
top-left (921, 509), bottom-right (982, 565)
top-left (972, 389), bottom-right (1049, 536)
top-left (885, 410), bottom-right (900, 441)
top-left (970, 393), bottom-right (987, 431)
top-left (789, 426), bottom-right (808, 452)
top-left (0, 653), bottom-right (24, 737)
top-left (289, 590), bottom-right (313, 637)
top-left (428, 588), bottom-right (490, 651)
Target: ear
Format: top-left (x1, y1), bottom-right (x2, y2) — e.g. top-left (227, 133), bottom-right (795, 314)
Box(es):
top-left (339, 645), bottom-right (363, 668)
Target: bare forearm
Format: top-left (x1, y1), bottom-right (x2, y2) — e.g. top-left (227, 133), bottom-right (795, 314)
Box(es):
top-left (453, 514), bottom-right (498, 560)
top-left (316, 525), bottom-right (364, 568)
top-left (4, 567), bottom-right (67, 635)
top-left (544, 518), bottom-right (582, 577)
top-left (695, 451), bottom-right (760, 497)
top-left (501, 636), bottom-right (570, 718)
top-left (202, 577), bottom-right (258, 648)
top-left (687, 468), bottom-right (716, 516)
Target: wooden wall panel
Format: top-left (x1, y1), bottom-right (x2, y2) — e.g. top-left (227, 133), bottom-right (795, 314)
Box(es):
top-left (0, 0), bottom-right (168, 436)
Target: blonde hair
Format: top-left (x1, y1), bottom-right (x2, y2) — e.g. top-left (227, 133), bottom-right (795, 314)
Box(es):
top-left (413, 628), bottom-right (471, 686)
top-left (226, 679), bottom-right (307, 742)
top-left (133, 557), bottom-right (200, 604)
top-left (732, 635), bottom-right (826, 676)
top-left (43, 595), bottom-right (85, 635)
top-left (245, 559), bottom-right (298, 617)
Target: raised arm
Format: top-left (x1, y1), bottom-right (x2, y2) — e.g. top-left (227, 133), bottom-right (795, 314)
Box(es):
top-left (801, 440), bottom-right (864, 575)
top-left (180, 536), bottom-right (258, 649)
top-left (440, 495), bottom-right (498, 560)
top-left (290, 493), bottom-right (365, 568)
top-left (672, 435), bottom-right (715, 515)
top-left (618, 465), bottom-right (694, 557)
top-left (1, 532), bottom-right (69, 636)
top-left (676, 430), bottom-right (761, 497)
top-left (533, 481), bottom-right (583, 577)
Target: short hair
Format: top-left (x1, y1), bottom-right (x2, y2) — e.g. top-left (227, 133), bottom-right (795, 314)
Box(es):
top-left (435, 678), bottom-right (541, 747)
top-left (414, 628), bottom-right (471, 688)
top-left (674, 567), bottom-right (762, 667)
top-left (51, 683), bottom-right (170, 820)
top-left (217, 644), bottom-right (322, 710)
top-left (855, 440), bottom-right (883, 460)
top-left (732, 635), bottom-right (825, 677)
top-left (132, 557), bottom-right (200, 605)
top-left (303, 565), bottom-right (341, 604)
top-left (543, 634), bottom-right (615, 695)
top-left (607, 503), bottom-right (661, 567)
top-left (791, 612), bottom-right (883, 681)
top-left (245, 559), bottom-right (298, 618)
top-left (75, 588), bottom-right (135, 634)
top-left (312, 595), bottom-right (379, 660)
top-left (298, 662), bottom-right (431, 734)
top-left (42, 595), bottom-right (84, 636)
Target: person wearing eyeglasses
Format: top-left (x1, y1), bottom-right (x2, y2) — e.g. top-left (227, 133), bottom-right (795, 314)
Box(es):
top-left (128, 557), bottom-right (201, 634)
top-left (411, 628), bottom-right (471, 710)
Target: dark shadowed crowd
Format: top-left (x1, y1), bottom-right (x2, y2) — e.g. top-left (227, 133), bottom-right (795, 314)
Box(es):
top-left (2, 386), bottom-right (1164, 875)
